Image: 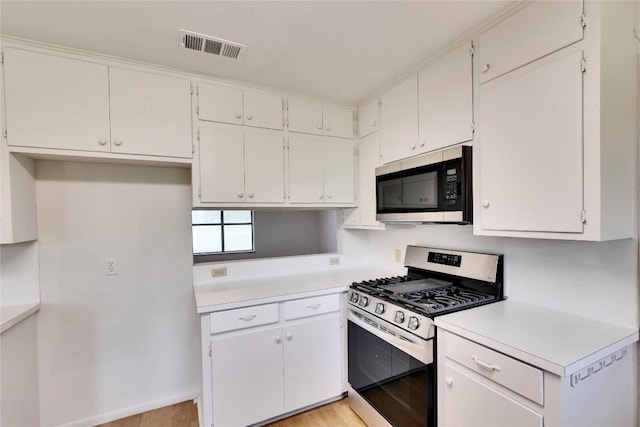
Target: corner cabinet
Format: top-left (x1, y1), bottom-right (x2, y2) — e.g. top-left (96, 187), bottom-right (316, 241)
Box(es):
top-left (3, 47), bottom-right (193, 160)
top-left (201, 292), bottom-right (345, 427)
top-left (473, 1), bottom-right (637, 241)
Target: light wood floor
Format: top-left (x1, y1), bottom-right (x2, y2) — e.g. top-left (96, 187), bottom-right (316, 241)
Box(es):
top-left (96, 398), bottom-right (366, 427)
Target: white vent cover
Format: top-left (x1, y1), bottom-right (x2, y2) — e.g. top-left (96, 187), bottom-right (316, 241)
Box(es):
top-left (180, 29), bottom-right (246, 60)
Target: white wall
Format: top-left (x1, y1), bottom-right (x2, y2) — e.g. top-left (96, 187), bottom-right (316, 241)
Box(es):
top-left (347, 224), bottom-right (638, 328)
top-left (1, 240), bottom-right (40, 305)
top-left (35, 160), bottom-right (200, 426)
top-left (0, 313), bottom-right (40, 427)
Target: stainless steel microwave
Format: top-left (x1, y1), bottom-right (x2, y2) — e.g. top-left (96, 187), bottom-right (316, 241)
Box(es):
top-left (375, 145), bottom-right (472, 224)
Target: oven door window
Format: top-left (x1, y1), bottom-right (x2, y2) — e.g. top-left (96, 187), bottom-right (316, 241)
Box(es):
top-left (348, 320), bottom-right (433, 427)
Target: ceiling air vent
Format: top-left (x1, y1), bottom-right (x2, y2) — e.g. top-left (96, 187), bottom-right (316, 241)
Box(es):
top-left (180, 29), bottom-right (246, 60)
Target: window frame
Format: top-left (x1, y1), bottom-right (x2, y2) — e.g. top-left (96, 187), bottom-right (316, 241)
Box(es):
top-left (192, 210), bottom-right (255, 257)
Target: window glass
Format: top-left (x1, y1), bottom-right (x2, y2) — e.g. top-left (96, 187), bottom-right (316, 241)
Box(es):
top-left (192, 225), bottom-right (222, 254)
top-left (224, 210), bottom-right (252, 224)
top-left (192, 210), bottom-right (221, 224)
top-left (192, 210), bottom-right (254, 255)
top-left (224, 224), bottom-right (254, 251)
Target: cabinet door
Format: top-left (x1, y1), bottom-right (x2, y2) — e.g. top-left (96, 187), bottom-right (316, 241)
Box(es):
top-left (419, 42), bottom-right (473, 152)
top-left (323, 140), bottom-right (355, 204)
top-left (440, 362), bottom-right (543, 427)
top-left (288, 135), bottom-right (324, 203)
top-left (478, 1), bottom-right (584, 83)
top-left (109, 68), bottom-right (192, 158)
top-left (288, 99), bottom-right (323, 135)
top-left (211, 328), bottom-right (284, 427)
top-left (198, 82), bottom-right (243, 125)
top-left (283, 316), bottom-right (342, 412)
top-left (358, 98), bottom-right (379, 138)
top-left (478, 50), bottom-right (583, 233)
top-left (379, 74), bottom-right (419, 164)
top-left (3, 48), bottom-right (110, 152)
top-left (323, 105), bottom-right (354, 139)
top-left (244, 129), bottom-right (285, 203)
top-left (199, 126), bottom-right (245, 203)
top-left (244, 90), bottom-right (283, 130)
top-left (357, 134), bottom-right (382, 226)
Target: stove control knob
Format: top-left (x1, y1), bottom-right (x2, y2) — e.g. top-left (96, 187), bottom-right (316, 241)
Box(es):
top-left (407, 316), bottom-right (420, 330)
top-left (375, 303), bottom-right (386, 315)
top-left (394, 311), bottom-right (405, 324)
top-left (349, 292), bottom-right (359, 304)
top-left (358, 296), bottom-right (369, 307)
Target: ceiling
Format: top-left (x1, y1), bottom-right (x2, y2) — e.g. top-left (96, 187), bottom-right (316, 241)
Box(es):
top-left (0, 1), bottom-right (511, 104)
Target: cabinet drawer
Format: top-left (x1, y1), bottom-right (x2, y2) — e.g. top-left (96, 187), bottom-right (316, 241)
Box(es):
top-left (478, 1), bottom-right (583, 83)
top-left (442, 331), bottom-right (543, 405)
top-left (210, 303), bottom-right (279, 334)
top-left (283, 294), bottom-right (340, 320)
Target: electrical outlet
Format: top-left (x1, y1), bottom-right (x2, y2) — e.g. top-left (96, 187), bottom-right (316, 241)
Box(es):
top-left (394, 249), bottom-right (402, 263)
top-left (105, 258), bottom-right (118, 275)
top-left (329, 256), bottom-right (340, 266)
top-left (211, 267), bottom-right (227, 278)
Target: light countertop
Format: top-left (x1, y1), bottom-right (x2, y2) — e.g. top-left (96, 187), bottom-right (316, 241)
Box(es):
top-left (435, 299), bottom-right (639, 377)
top-left (194, 267), bottom-right (397, 313)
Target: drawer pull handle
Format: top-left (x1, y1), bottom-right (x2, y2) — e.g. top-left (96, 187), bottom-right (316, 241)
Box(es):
top-left (472, 356), bottom-right (501, 372)
top-left (306, 303), bottom-right (322, 310)
top-left (238, 314), bottom-right (257, 321)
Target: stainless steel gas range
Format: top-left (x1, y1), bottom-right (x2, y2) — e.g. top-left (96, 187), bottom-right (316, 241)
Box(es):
top-left (347, 245), bottom-right (504, 427)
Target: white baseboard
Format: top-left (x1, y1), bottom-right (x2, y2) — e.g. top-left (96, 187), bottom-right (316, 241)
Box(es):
top-left (59, 391), bottom-right (198, 427)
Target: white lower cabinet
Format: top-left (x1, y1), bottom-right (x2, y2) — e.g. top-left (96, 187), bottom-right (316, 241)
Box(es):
top-left (438, 330), bottom-right (637, 427)
top-left (203, 293), bottom-right (344, 427)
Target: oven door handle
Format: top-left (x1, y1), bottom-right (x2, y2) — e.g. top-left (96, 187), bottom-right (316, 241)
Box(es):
top-left (348, 307), bottom-right (433, 365)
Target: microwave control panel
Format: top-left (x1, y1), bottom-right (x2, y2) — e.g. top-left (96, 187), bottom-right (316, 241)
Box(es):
top-left (445, 167), bottom-right (458, 202)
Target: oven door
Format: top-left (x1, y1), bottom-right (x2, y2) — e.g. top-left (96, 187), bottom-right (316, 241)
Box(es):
top-left (347, 307), bottom-right (435, 427)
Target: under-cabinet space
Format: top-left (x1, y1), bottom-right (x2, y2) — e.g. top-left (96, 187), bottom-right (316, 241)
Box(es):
top-left (3, 47), bottom-right (193, 160)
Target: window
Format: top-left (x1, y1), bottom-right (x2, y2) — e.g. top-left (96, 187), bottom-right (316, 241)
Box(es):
top-left (192, 210), bottom-right (254, 255)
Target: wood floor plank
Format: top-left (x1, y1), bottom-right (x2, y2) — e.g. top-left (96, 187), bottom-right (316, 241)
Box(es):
top-left (96, 397), bottom-right (363, 427)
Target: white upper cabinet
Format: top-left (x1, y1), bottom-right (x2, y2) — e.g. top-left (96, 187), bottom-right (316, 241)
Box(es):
top-left (198, 82), bottom-right (284, 130)
top-left (288, 99), bottom-right (354, 139)
top-left (478, 50), bottom-right (584, 234)
top-left (3, 47), bottom-right (192, 159)
top-left (379, 74), bottom-right (419, 164)
top-left (198, 125), bottom-right (284, 204)
top-left (477, 1), bottom-right (584, 83)
top-left (418, 42), bottom-right (473, 152)
top-left (474, 1), bottom-right (636, 241)
top-left (4, 47), bottom-right (111, 153)
top-left (357, 98), bottom-right (379, 138)
top-left (343, 132), bottom-right (384, 229)
top-left (288, 135), bottom-right (354, 205)
top-left (109, 67), bottom-right (192, 158)
top-left (199, 126), bottom-right (245, 203)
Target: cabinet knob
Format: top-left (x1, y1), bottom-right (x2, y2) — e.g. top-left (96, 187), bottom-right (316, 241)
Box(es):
top-left (237, 192), bottom-right (244, 198)
top-left (327, 194), bottom-right (332, 199)
top-left (411, 144), bottom-right (416, 150)
top-left (444, 377), bottom-right (453, 386)
top-left (319, 194), bottom-right (324, 200)
top-left (247, 192), bottom-right (254, 199)
top-left (419, 140), bottom-right (425, 147)
top-left (246, 114), bottom-right (253, 120)
top-left (274, 336), bottom-right (282, 344)
top-left (285, 333), bottom-right (292, 341)
top-left (316, 124), bottom-right (323, 130)
top-left (325, 125), bottom-right (331, 131)
top-left (372, 120), bottom-right (377, 127)
top-left (98, 138), bottom-right (108, 146)
top-left (482, 64), bottom-right (491, 73)
top-left (113, 139), bottom-right (123, 146)
top-left (481, 200), bottom-right (490, 208)
top-left (235, 113), bottom-right (242, 119)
